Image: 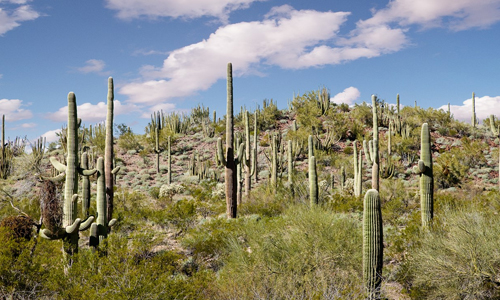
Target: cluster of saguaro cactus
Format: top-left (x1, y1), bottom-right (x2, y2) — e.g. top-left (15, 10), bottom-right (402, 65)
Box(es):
top-left (414, 123), bottom-right (433, 227)
top-left (41, 92), bottom-right (96, 257)
top-left (363, 189), bottom-right (383, 299)
top-left (216, 63), bottom-right (244, 218)
top-left (317, 87), bottom-right (330, 115)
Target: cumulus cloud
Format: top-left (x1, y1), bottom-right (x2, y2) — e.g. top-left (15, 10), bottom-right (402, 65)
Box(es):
top-left (46, 100), bottom-right (140, 122)
top-left (438, 95), bottom-right (500, 123)
top-left (21, 123), bottom-right (36, 128)
top-left (40, 129), bottom-right (61, 144)
top-left (77, 59), bottom-right (110, 75)
top-left (106, 0), bottom-right (267, 21)
top-left (0, 3), bottom-right (39, 36)
top-left (0, 99), bottom-right (33, 121)
top-left (119, 6), bottom-right (407, 105)
top-left (362, 0), bottom-right (500, 31)
top-left (330, 87), bottom-right (361, 106)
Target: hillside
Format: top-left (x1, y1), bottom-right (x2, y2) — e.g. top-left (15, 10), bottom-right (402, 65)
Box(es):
top-left (1, 90), bottom-right (500, 299)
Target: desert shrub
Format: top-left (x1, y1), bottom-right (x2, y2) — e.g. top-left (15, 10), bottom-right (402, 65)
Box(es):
top-left (117, 130), bottom-right (142, 151)
top-left (215, 205), bottom-right (364, 299)
top-left (406, 207), bottom-right (500, 299)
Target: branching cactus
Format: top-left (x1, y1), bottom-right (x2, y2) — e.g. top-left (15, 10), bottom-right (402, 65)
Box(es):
top-left (363, 189), bottom-right (383, 299)
top-left (414, 123), bottom-right (433, 227)
top-left (243, 111), bottom-right (256, 196)
top-left (41, 92), bottom-right (96, 257)
top-left (216, 63), bottom-right (244, 218)
top-left (81, 150), bottom-right (91, 218)
top-left (90, 157), bottom-right (118, 249)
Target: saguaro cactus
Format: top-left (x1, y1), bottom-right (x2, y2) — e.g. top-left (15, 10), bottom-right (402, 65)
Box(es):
top-left (415, 123), bottom-right (433, 227)
top-left (167, 136), bottom-right (172, 184)
top-left (216, 63), bottom-right (244, 218)
top-left (243, 111), bottom-right (256, 196)
top-left (471, 92), bottom-right (476, 127)
top-left (81, 150), bottom-right (91, 217)
top-left (353, 141), bottom-right (363, 197)
top-left (363, 189), bottom-right (383, 299)
top-left (105, 77), bottom-right (117, 223)
top-left (90, 157), bottom-right (117, 249)
top-left (41, 92), bottom-right (96, 257)
top-left (371, 95), bottom-right (380, 191)
top-left (309, 156), bottom-right (318, 206)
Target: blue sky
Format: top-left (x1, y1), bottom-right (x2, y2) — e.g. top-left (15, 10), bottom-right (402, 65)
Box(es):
top-left (1, 0), bottom-right (500, 144)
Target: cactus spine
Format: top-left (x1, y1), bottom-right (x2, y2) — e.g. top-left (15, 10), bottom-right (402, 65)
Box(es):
top-left (371, 95), bottom-right (380, 191)
top-left (415, 123), bottom-right (433, 227)
top-left (216, 63), bottom-right (244, 218)
top-left (363, 189), bottom-right (383, 299)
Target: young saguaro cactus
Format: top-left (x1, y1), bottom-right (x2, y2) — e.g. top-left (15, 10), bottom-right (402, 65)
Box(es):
top-left (363, 189), bottom-right (383, 299)
top-left (216, 63), bottom-right (244, 218)
top-left (90, 157), bottom-right (118, 249)
top-left (41, 92), bottom-right (96, 256)
top-left (414, 123), bottom-right (433, 227)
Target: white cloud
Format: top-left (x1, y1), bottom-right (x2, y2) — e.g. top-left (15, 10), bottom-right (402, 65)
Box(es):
top-left (40, 129), bottom-right (61, 144)
top-left (119, 6), bottom-right (407, 105)
top-left (77, 59), bottom-right (110, 75)
top-left (0, 3), bottom-right (39, 36)
top-left (46, 100), bottom-right (140, 122)
top-left (0, 74), bottom-right (3, 79)
top-left (362, 0), bottom-right (500, 31)
top-left (438, 95), bottom-right (500, 123)
top-left (330, 87), bottom-right (361, 106)
top-left (21, 122), bottom-right (35, 128)
top-left (0, 99), bottom-right (33, 121)
top-left (106, 0), bottom-right (267, 21)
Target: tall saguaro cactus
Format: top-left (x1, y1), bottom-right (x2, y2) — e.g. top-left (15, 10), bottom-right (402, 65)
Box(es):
top-left (216, 63), bottom-right (244, 218)
top-left (105, 77), bottom-right (117, 223)
top-left (353, 141), bottom-right (363, 197)
top-left (41, 92), bottom-right (96, 257)
top-left (471, 92), bottom-right (476, 127)
top-left (415, 123), bottom-right (433, 227)
top-left (309, 156), bottom-right (318, 206)
top-left (371, 95), bottom-right (380, 191)
top-left (363, 189), bottom-right (383, 299)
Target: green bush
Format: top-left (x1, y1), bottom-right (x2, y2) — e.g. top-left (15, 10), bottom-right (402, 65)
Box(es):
top-left (215, 205), bottom-right (364, 299)
top-left (406, 207), bottom-right (500, 299)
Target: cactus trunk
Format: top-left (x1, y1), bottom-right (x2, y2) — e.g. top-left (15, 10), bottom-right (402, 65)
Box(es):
top-left (363, 189), bottom-right (383, 299)
top-left (105, 77), bottom-right (115, 223)
top-left (309, 156), bottom-right (318, 206)
top-left (418, 123), bottom-right (434, 227)
top-left (371, 95), bottom-right (379, 191)
top-left (225, 63), bottom-right (237, 218)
